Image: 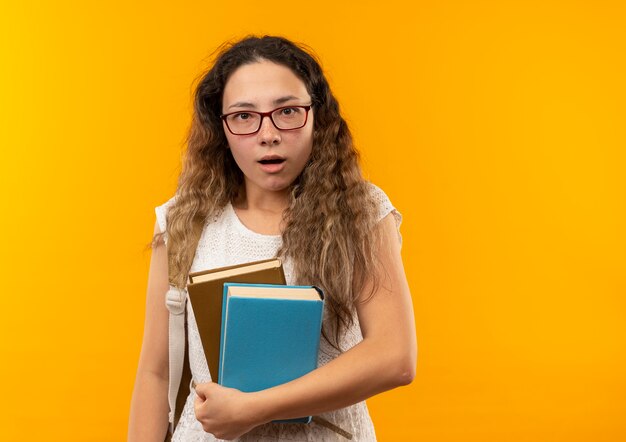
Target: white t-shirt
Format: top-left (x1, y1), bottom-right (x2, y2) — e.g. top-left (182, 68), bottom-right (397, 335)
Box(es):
top-left (155, 182), bottom-right (402, 442)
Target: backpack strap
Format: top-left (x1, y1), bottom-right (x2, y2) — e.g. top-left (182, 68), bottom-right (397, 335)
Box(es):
top-left (163, 214), bottom-right (205, 440)
top-left (165, 286), bottom-right (191, 437)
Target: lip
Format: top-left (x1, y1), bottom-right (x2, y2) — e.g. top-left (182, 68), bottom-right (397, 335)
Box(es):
top-left (257, 156), bottom-right (286, 174)
top-left (259, 155), bottom-right (286, 162)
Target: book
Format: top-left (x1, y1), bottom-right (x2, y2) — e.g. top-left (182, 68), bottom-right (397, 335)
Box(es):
top-left (219, 283), bottom-right (325, 424)
top-left (186, 258), bottom-right (286, 382)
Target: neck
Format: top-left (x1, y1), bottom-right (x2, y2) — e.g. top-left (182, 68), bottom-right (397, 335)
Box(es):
top-left (235, 181), bottom-right (290, 214)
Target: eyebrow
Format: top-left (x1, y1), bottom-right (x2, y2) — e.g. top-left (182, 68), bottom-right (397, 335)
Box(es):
top-left (226, 95), bottom-right (302, 110)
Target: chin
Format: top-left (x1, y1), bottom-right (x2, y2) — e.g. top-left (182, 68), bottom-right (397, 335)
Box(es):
top-left (262, 177), bottom-right (294, 192)
top-left (264, 183), bottom-right (291, 193)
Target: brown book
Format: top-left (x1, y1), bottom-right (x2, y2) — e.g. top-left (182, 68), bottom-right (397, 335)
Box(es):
top-left (187, 258), bottom-right (286, 381)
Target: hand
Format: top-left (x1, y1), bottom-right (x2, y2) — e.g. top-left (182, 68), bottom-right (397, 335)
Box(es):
top-left (193, 382), bottom-right (265, 440)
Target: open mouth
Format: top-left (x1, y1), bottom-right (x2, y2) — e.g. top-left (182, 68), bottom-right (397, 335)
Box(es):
top-left (258, 158), bottom-right (286, 165)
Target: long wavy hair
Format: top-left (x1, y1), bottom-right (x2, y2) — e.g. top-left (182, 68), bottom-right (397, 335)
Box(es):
top-left (150, 35), bottom-right (382, 352)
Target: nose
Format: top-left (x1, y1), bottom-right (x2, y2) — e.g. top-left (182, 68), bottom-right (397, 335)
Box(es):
top-left (257, 114), bottom-right (281, 146)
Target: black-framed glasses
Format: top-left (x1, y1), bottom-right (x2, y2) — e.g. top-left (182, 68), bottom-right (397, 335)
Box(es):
top-left (220, 105), bottom-right (312, 135)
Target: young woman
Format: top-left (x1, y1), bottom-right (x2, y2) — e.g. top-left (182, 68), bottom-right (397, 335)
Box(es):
top-left (128, 35), bottom-right (417, 441)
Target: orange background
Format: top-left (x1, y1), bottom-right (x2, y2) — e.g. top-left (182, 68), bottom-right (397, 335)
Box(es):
top-left (1, 1), bottom-right (625, 440)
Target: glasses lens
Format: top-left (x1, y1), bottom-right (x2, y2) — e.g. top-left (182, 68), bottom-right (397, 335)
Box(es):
top-left (272, 107), bottom-right (307, 130)
top-left (226, 112), bottom-right (261, 135)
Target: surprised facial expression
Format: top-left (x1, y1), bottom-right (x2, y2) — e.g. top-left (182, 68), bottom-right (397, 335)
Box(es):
top-left (221, 60), bottom-right (314, 195)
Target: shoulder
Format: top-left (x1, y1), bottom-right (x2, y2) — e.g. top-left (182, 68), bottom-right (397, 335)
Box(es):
top-left (154, 195), bottom-right (177, 239)
top-left (365, 181), bottom-right (403, 246)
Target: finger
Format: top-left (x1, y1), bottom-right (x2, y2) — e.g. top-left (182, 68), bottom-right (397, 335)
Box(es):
top-left (194, 387), bottom-right (206, 401)
top-left (194, 381), bottom-right (214, 399)
top-left (194, 396), bottom-right (205, 417)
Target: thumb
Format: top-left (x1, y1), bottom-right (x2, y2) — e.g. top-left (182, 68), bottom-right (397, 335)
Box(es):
top-left (194, 381), bottom-right (212, 400)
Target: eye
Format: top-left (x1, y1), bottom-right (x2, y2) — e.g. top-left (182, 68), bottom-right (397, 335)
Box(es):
top-left (234, 112), bottom-right (251, 120)
top-left (280, 107), bottom-right (300, 116)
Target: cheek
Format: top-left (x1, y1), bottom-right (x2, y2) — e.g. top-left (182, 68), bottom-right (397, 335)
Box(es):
top-left (228, 147), bottom-right (254, 172)
top-left (223, 129), bottom-right (235, 150)
top-left (288, 143), bottom-right (313, 176)
top-left (302, 132), bottom-right (314, 161)
top-left (224, 134), bottom-right (252, 167)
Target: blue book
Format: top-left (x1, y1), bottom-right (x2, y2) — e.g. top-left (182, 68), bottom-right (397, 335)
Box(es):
top-left (218, 283), bottom-right (325, 424)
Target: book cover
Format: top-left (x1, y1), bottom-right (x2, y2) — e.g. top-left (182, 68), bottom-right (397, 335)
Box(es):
top-left (219, 283), bottom-right (325, 424)
top-left (186, 259), bottom-right (286, 381)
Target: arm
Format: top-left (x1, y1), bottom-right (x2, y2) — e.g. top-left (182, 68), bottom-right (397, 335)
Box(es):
top-left (128, 220), bottom-right (171, 441)
top-left (252, 211), bottom-right (417, 421)
top-left (193, 212), bottom-right (417, 439)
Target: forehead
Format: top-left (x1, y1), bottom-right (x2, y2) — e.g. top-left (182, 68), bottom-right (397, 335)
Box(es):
top-left (222, 60), bottom-right (310, 108)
